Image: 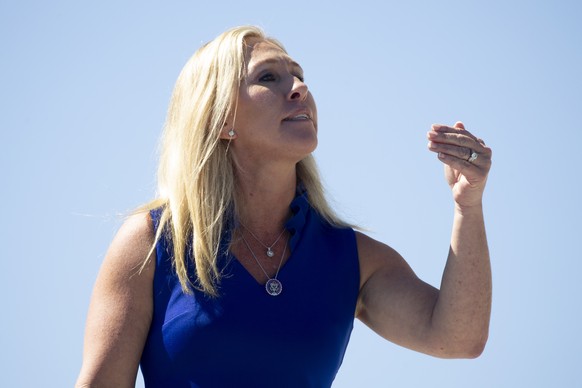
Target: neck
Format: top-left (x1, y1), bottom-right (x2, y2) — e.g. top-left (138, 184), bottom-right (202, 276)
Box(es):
top-left (234, 162), bottom-right (297, 236)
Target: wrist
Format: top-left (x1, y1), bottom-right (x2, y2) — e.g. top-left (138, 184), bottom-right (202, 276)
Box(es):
top-left (454, 202), bottom-right (484, 217)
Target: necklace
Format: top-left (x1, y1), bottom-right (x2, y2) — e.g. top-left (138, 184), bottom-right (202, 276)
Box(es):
top-left (240, 223), bottom-right (286, 258)
top-left (241, 233), bottom-right (288, 296)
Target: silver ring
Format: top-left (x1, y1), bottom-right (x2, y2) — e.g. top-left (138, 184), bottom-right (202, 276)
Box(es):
top-left (467, 150), bottom-right (478, 163)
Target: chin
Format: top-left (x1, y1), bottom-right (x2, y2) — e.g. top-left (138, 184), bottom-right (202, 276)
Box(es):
top-left (278, 123), bottom-right (318, 160)
top-left (296, 132), bottom-right (318, 155)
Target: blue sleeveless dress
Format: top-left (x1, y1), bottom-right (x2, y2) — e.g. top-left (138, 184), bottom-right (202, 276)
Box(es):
top-left (140, 193), bottom-right (360, 387)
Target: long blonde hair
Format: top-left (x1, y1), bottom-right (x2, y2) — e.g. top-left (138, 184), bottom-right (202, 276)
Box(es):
top-left (143, 26), bottom-right (345, 296)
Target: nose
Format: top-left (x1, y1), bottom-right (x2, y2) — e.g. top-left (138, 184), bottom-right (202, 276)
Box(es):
top-left (288, 76), bottom-right (308, 101)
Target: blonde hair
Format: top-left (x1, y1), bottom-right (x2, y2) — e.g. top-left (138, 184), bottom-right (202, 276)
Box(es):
top-left (142, 26), bottom-right (345, 296)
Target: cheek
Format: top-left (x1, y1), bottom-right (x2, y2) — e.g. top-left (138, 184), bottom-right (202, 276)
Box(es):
top-left (243, 86), bottom-right (277, 107)
top-left (254, 89), bottom-right (278, 108)
top-left (237, 89), bottom-right (279, 127)
top-left (237, 91), bottom-right (276, 124)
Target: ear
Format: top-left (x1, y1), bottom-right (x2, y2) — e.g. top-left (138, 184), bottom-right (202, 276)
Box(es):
top-left (219, 122), bottom-right (237, 140)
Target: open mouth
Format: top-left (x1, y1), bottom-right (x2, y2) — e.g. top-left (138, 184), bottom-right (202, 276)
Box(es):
top-left (283, 113), bottom-right (311, 121)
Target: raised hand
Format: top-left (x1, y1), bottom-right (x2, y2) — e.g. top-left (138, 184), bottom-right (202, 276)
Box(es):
top-left (427, 122), bottom-right (492, 208)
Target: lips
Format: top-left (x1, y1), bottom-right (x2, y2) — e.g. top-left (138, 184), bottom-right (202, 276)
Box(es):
top-left (284, 114), bottom-right (310, 121)
top-left (283, 110), bottom-right (312, 121)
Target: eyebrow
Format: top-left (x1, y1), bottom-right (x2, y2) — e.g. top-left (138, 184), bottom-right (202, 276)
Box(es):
top-left (248, 57), bottom-right (303, 74)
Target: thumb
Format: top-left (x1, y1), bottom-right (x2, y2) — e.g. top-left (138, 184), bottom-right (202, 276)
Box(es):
top-left (454, 121), bottom-right (465, 130)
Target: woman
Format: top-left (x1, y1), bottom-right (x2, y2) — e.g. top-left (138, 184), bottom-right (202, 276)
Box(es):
top-left (76, 26), bottom-right (492, 388)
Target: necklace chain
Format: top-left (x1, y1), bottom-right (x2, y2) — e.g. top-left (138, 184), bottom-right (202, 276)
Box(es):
top-left (240, 223), bottom-right (286, 258)
top-left (241, 233), bottom-right (288, 296)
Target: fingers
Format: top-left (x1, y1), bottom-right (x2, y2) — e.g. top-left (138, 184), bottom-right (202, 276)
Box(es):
top-left (430, 124), bottom-right (483, 148)
top-left (427, 123), bottom-right (492, 169)
top-left (436, 150), bottom-right (490, 176)
top-left (430, 141), bottom-right (475, 162)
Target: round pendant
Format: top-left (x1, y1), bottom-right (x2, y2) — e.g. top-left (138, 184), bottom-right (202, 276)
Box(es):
top-left (265, 278), bottom-right (282, 296)
top-left (266, 248), bottom-right (274, 257)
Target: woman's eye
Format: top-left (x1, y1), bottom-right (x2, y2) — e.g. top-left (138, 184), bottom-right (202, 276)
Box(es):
top-left (295, 74), bottom-right (305, 82)
top-left (259, 73), bottom-right (276, 82)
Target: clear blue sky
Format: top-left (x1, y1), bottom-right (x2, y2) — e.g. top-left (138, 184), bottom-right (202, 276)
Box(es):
top-left (1, 1), bottom-right (581, 387)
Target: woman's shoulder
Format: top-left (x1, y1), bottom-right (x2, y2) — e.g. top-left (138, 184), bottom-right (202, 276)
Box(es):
top-left (121, 211), bottom-right (155, 243)
top-left (104, 211), bottom-right (156, 273)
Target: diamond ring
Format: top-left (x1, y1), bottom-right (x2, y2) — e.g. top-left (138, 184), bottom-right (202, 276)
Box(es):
top-left (467, 150), bottom-right (478, 163)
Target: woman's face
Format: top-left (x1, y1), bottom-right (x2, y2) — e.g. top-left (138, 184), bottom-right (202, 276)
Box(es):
top-left (229, 38), bottom-right (318, 166)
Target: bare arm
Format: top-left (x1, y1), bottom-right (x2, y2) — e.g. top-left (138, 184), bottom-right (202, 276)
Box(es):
top-left (356, 122), bottom-right (492, 358)
top-left (76, 212), bottom-right (155, 387)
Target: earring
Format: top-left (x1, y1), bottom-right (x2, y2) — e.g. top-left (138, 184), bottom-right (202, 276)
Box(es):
top-left (228, 129), bottom-right (235, 137)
